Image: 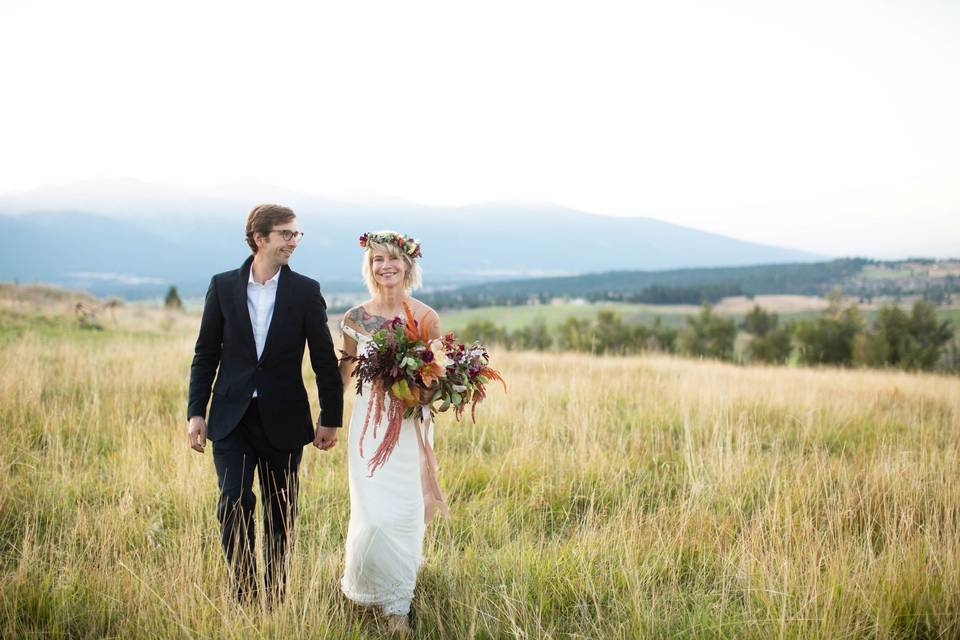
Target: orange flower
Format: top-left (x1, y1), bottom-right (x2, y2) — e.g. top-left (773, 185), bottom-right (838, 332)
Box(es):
top-left (402, 302), bottom-right (432, 343)
top-left (420, 361), bottom-right (445, 388)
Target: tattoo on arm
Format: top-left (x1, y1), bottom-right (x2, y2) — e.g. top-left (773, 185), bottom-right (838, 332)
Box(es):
top-left (345, 307), bottom-right (388, 335)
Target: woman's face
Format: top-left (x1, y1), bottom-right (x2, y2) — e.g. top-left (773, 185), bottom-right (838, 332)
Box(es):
top-left (371, 248), bottom-right (407, 291)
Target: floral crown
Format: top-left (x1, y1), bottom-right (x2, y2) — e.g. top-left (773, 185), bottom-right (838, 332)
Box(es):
top-left (359, 231), bottom-right (422, 259)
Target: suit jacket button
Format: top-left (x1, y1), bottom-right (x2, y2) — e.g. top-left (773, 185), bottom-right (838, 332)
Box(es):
top-left (257, 364), bottom-right (264, 371)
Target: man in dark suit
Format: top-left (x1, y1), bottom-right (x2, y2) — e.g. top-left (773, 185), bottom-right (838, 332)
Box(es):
top-left (186, 203), bottom-right (343, 604)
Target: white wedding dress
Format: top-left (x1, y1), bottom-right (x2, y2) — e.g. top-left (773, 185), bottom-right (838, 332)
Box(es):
top-left (339, 322), bottom-right (446, 616)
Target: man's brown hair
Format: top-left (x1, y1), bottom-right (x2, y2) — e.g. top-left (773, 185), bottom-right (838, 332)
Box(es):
top-left (245, 204), bottom-right (296, 253)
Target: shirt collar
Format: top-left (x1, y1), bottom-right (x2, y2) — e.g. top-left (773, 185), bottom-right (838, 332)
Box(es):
top-left (248, 265), bottom-right (281, 286)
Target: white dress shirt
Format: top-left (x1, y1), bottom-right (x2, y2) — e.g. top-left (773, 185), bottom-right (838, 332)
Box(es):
top-left (248, 265), bottom-right (280, 397)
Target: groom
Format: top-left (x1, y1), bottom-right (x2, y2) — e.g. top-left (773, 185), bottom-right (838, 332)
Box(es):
top-left (186, 203), bottom-right (343, 604)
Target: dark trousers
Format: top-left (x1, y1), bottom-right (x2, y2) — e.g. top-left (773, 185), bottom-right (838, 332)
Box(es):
top-left (212, 399), bottom-right (303, 603)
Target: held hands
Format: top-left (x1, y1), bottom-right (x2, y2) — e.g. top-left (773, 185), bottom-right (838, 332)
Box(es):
top-left (189, 418), bottom-right (336, 452)
top-left (313, 426), bottom-right (338, 451)
top-left (187, 416), bottom-right (207, 453)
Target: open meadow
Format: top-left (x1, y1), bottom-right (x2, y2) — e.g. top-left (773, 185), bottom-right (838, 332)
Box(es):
top-left (439, 297), bottom-right (960, 334)
top-left (1, 288), bottom-right (959, 638)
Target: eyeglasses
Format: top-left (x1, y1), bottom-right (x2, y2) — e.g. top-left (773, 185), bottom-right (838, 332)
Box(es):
top-left (272, 230), bottom-right (305, 242)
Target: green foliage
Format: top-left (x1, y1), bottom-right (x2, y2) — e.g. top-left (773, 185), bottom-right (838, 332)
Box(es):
top-left (742, 305), bottom-right (778, 337)
top-left (510, 317), bottom-right (553, 351)
top-left (457, 310), bottom-right (685, 356)
top-left (556, 316), bottom-right (594, 352)
top-left (602, 282), bottom-right (743, 304)
top-left (422, 258), bottom-right (875, 309)
top-left (906, 300), bottom-right (955, 369)
top-left (856, 301), bottom-right (954, 370)
top-left (450, 301), bottom-right (956, 372)
top-left (552, 312), bottom-right (679, 355)
top-left (795, 304), bottom-right (864, 366)
top-left (748, 326), bottom-right (794, 365)
top-left (742, 306), bottom-right (793, 364)
top-left (677, 303), bottom-right (737, 360)
top-left (649, 317), bottom-right (678, 353)
top-left (163, 285), bottom-right (183, 310)
top-left (425, 259), bottom-right (960, 312)
top-left (857, 305), bottom-right (911, 367)
top-left (459, 319), bottom-right (507, 345)
top-left (594, 310), bottom-right (630, 354)
top-left (940, 335), bottom-right (960, 373)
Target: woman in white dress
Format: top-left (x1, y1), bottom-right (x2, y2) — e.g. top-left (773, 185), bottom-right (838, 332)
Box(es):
top-left (338, 231), bottom-right (446, 634)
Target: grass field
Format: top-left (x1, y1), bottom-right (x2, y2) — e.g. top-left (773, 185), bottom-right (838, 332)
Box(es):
top-left (2, 292), bottom-right (959, 638)
top-left (440, 299), bottom-right (960, 335)
top-left (440, 302), bottom-right (690, 331)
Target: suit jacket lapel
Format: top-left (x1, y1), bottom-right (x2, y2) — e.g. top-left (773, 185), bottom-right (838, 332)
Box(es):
top-left (258, 264), bottom-right (292, 364)
top-left (236, 256), bottom-right (258, 362)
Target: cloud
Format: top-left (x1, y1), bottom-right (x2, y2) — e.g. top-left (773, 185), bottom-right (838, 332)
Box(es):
top-left (65, 272), bottom-right (166, 286)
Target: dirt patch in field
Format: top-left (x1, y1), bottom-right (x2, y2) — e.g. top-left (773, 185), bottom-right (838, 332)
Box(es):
top-left (713, 295), bottom-right (830, 314)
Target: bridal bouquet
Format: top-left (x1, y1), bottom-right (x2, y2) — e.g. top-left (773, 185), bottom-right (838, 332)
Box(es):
top-left (345, 303), bottom-right (506, 474)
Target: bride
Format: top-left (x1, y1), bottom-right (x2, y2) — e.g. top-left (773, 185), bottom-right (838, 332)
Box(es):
top-left (337, 231), bottom-right (447, 634)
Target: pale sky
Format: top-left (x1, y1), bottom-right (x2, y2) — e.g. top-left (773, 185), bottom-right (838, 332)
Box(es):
top-left (2, 0), bottom-right (958, 258)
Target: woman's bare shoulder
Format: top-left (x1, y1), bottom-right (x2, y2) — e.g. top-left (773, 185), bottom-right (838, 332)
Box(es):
top-left (408, 298), bottom-right (440, 322)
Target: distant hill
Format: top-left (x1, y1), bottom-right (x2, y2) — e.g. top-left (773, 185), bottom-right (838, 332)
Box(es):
top-left (419, 258), bottom-right (960, 309)
top-left (0, 179), bottom-right (825, 300)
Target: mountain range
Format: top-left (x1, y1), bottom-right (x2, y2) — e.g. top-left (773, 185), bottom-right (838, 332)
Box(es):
top-left (0, 179), bottom-right (826, 300)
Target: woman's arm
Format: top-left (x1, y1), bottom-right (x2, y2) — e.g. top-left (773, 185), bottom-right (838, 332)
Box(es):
top-left (339, 329), bottom-right (357, 390)
top-left (425, 309), bottom-right (441, 341)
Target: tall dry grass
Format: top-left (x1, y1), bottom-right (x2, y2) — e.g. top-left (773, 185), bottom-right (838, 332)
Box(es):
top-left (1, 303), bottom-right (958, 638)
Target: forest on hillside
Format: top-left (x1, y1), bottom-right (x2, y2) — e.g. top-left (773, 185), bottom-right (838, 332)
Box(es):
top-left (421, 258), bottom-right (960, 309)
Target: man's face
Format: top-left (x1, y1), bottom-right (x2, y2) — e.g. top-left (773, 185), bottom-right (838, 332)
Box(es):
top-left (257, 220), bottom-right (301, 266)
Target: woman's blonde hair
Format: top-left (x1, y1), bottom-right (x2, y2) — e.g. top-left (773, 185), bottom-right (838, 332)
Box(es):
top-left (361, 230), bottom-right (423, 295)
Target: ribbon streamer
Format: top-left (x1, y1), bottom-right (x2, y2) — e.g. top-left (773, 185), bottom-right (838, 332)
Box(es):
top-left (415, 405), bottom-right (450, 523)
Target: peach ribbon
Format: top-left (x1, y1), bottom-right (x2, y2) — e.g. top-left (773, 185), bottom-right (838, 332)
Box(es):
top-left (415, 406), bottom-right (450, 523)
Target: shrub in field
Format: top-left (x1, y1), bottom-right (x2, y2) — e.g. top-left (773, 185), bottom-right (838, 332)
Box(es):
top-left (556, 316), bottom-right (593, 352)
top-left (460, 319), bottom-right (508, 346)
top-left (593, 309), bottom-right (630, 354)
top-left (456, 301), bottom-right (955, 375)
top-left (163, 286), bottom-right (183, 310)
top-left (856, 300), bottom-right (953, 370)
top-left (741, 305), bottom-right (793, 364)
top-left (510, 317), bottom-right (552, 351)
top-left (742, 304), bottom-right (778, 337)
top-left (677, 303), bottom-right (737, 361)
top-left (648, 316), bottom-right (678, 353)
top-left (795, 305), bottom-right (863, 366)
top-left (904, 300), bottom-right (955, 369)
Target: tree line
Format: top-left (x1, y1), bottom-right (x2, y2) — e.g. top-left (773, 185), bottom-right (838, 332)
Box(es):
top-left (422, 258), bottom-right (960, 310)
top-left (459, 296), bottom-right (958, 373)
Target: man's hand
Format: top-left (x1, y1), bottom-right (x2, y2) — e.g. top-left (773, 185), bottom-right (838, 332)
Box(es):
top-left (187, 416), bottom-right (207, 453)
top-left (313, 426), bottom-right (338, 451)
